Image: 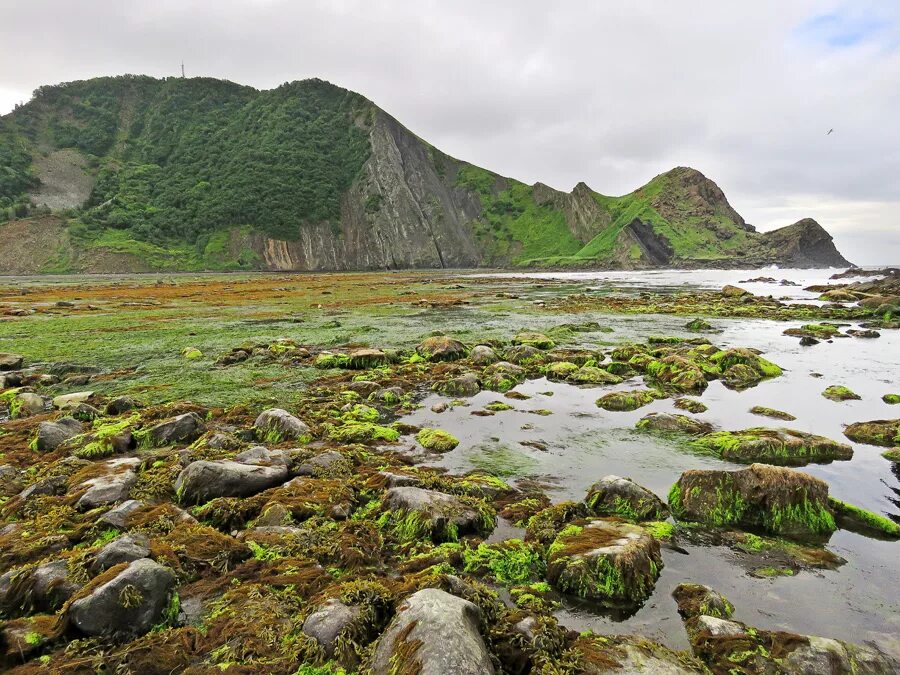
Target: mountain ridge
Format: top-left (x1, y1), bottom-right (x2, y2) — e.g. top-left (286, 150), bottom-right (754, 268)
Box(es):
top-left (0, 74), bottom-right (851, 273)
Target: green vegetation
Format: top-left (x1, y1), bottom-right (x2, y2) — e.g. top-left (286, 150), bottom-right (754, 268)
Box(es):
top-left (462, 539), bottom-right (546, 585)
top-left (828, 497), bottom-right (900, 537)
top-left (415, 428), bottom-right (459, 452)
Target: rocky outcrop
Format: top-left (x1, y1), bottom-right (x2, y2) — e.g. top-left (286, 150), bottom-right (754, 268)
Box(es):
top-left (760, 218), bottom-right (851, 268)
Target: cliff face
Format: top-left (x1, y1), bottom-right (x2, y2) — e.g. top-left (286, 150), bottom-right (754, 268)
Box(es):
top-left (0, 75), bottom-right (852, 273)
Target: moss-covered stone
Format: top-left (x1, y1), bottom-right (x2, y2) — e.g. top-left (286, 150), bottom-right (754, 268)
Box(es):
top-left (513, 332), bottom-right (555, 349)
top-left (415, 428), bottom-right (460, 453)
top-left (749, 406), bottom-right (796, 421)
top-left (668, 464), bottom-right (836, 539)
top-left (595, 389), bottom-right (660, 412)
top-left (882, 393), bottom-right (900, 405)
top-left (583, 475), bottom-right (669, 521)
top-left (636, 412), bottom-right (713, 436)
top-left (693, 428), bottom-right (853, 465)
top-left (822, 385), bottom-right (861, 402)
top-left (843, 419), bottom-right (900, 447)
top-left (646, 355), bottom-right (708, 393)
top-left (416, 336), bottom-right (468, 362)
top-left (674, 397), bottom-right (708, 414)
top-left (828, 497), bottom-right (900, 538)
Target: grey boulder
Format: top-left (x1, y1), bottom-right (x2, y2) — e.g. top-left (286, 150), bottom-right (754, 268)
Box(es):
top-left (143, 412), bottom-right (205, 447)
top-left (254, 408), bottom-right (311, 442)
top-left (35, 417), bottom-right (83, 452)
top-left (302, 598), bottom-right (362, 658)
top-left (371, 588), bottom-right (494, 674)
top-left (175, 459), bottom-right (288, 504)
top-left (68, 559), bottom-right (175, 638)
top-left (91, 533), bottom-right (151, 573)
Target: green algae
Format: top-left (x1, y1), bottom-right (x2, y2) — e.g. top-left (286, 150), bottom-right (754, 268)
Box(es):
top-left (828, 497), bottom-right (900, 537)
top-left (822, 385), bottom-right (861, 402)
top-left (328, 422), bottom-right (399, 443)
top-left (415, 428), bottom-right (460, 452)
top-left (462, 539), bottom-right (545, 585)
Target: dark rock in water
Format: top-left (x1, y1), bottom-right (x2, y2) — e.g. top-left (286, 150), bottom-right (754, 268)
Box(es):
top-left (482, 361), bottom-right (526, 392)
top-left (91, 533), bottom-right (151, 573)
top-left (672, 583), bottom-right (734, 620)
top-left (302, 598), bottom-right (362, 658)
top-left (143, 412), bottom-right (205, 447)
top-left (504, 344), bottom-right (544, 365)
top-left (669, 463), bottom-right (836, 538)
top-left (844, 419), bottom-right (900, 447)
top-left (685, 318), bottom-right (713, 331)
top-left (0, 352), bottom-right (24, 370)
top-left (749, 406), bottom-right (796, 421)
top-left (35, 417), bottom-right (83, 452)
top-left (674, 397), bottom-right (708, 414)
top-left (547, 520), bottom-right (663, 604)
top-left (846, 328), bottom-right (879, 338)
top-left (584, 475), bottom-right (669, 521)
top-left (69, 559), bottom-right (176, 639)
top-left (383, 487), bottom-right (490, 541)
top-left (673, 584), bottom-right (897, 674)
top-left (721, 285), bottom-right (750, 298)
top-left (822, 385), bottom-right (861, 402)
top-left (637, 412), bottom-right (713, 436)
top-left (370, 588), bottom-right (494, 675)
top-left (416, 336), bottom-right (468, 362)
top-left (254, 408), bottom-right (311, 443)
top-left (105, 396), bottom-right (138, 415)
top-left (596, 389), bottom-right (659, 412)
top-left (694, 427), bottom-right (852, 465)
top-left (436, 372), bottom-right (481, 397)
top-left (175, 459), bottom-right (289, 504)
top-left (800, 336), bottom-right (819, 346)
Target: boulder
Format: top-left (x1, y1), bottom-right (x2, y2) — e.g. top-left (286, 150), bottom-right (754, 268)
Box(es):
top-left (636, 412), bottom-right (713, 436)
top-left (12, 392), bottom-right (45, 417)
top-left (106, 396), bottom-right (137, 415)
top-left (584, 475), bottom-right (669, 521)
top-left (52, 391), bottom-right (94, 409)
top-left (503, 345), bottom-right (544, 365)
top-left (844, 419), bottom-right (899, 447)
top-left (416, 336), bottom-right (468, 362)
top-left (68, 559), bottom-right (176, 638)
top-left (34, 417), bottom-right (83, 452)
top-left (294, 450), bottom-right (350, 477)
top-left (545, 361), bottom-right (580, 380)
top-left (672, 583), bottom-right (735, 620)
top-left (822, 385), bottom-right (861, 402)
top-left (254, 408), bottom-right (311, 442)
top-left (547, 520), bottom-right (662, 604)
top-left (0, 352), bottom-right (24, 370)
top-left (175, 459), bottom-right (288, 504)
top-left (674, 398), bottom-right (708, 414)
top-left (0, 559), bottom-right (80, 614)
top-left (481, 361), bottom-right (526, 392)
top-left (91, 533), bottom-right (151, 573)
top-left (302, 598), bottom-right (362, 658)
top-left (345, 380), bottom-right (381, 397)
top-left (570, 366), bottom-right (622, 385)
top-left (436, 372), bottom-right (481, 397)
top-left (416, 428), bottom-right (460, 453)
top-left (749, 406), bottom-right (796, 421)
top-left (143, 412), bottom-right (205, 447)
top-left (75, 459), bottom-right (141, 510)
top-left (100, 499), bottom-right (146, 529)
top-left (513, 332), bottom-right (555, 349)
top-left (647, 356), bottom-right (708, 393)
top-left (370, 588), bottom-right (494, 675)
top-left (383, 487), bottom-right (490, 541)
top-left (669, 463), bottom-right (836, 538)
top-left (469, 345), bottom-right (498, 366)
top-left (347, 348), bottom-right (391, 369)
top-left (693, 428), bottom-right (853, 465)
top-left (721, 285), bottom-right (750, 298)
top-left (596, 389), bottom-right (659, 412)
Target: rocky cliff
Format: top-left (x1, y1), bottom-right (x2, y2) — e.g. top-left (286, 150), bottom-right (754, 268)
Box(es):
top-left (0, 75), bottom-right (850, 272)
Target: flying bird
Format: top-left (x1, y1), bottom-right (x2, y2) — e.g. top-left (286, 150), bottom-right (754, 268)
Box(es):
top-left (826, 128), bottom-right (834, 135)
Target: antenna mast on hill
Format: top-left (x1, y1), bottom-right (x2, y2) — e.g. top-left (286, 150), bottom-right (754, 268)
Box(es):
top-left (181, 61), bottom-right (185, 78)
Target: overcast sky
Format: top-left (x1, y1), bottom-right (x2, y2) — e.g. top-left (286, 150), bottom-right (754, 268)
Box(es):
top-left (1, 1), bottom-right (898, 264)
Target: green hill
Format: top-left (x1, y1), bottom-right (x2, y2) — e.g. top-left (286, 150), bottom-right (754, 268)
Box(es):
top-left (0, 75), bottom-right (849, 272)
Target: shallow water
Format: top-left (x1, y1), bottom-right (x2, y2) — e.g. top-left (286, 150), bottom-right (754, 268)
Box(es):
top-left (399, 268), bottom-right (900, 654)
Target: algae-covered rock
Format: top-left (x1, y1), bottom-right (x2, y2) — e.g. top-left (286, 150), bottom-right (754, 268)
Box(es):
top-left (302, 598), bottom-right (363, 658)
top-left (694, 428), bottom-right (853, 465)
top-left (709, 347), bottom-right (782, 389)
top-left (347, 348), bottom-right (391, 369)
top-left (513, 332), bottom-right (555, 349)
top-left (91, 533), bottom-right (151, 573)
top-left (254, 408), bottom-right (310, 443)
top-left (672, 583), bottom-right (734, 620)
top-left (882, 393), bottom-right (900, 405)
top-left (822, 385), bottom-right (861, 402)
top-left (546, 520), bottom-right (662, 604)
top-left (416, 428), bottom-right (460, 453)
top-left (11, 392), bottom-right (45, 418)
top-left (370, 588), bottom-right (494, 675)
top-left (0, 559), bottom-right (80, 615)
top-left (417, 336), bottom-right (468, 362)
top-left (571, 633), bottom-right (707, 673)
top-left (636, 412), bottom-right (713, 436)
top-left (784, 323), bottom-right (844, 339)
top-left (329, 421), bottom-right (400, 443)
top-left (482, 361), bottom-right (526, 392)
top-left (382, 487), bottom-right (492, 541)
top-left (570, 365), bottom-right (622, 385)
top-left (68, 559), bottom-right (176, 639)
top-left (674, 397), bottom-right (708, 414)
top-left (34, 417), bottom-right (83, 452)
top-left (545, 361), bottom-right (579, 380)
top-left (844, 419), bottom-right (900, 447)
top-left (584, 475), bottom-right (669, 521)
top-left (469, 344), bottom-right (499, 366)
top-left (669, 463), bottom-right (836, 538)
top-left (504, 345), bottom-right (544, 365)
top-left (596, 389), bottom-right (659, 412)
top-left (722, 285), bottom-right (750, 298)
top-left (75, 459), bottom-right (140, 510)
top-left (142, 412), bottom-right (205, 447)
top-left (175, 459), bottom-right (288, 504)
top-left (828, 497), bottom-right (900, 538)
top-left (685, 318), bottom-right (714, 331)
top-left (436, 372), bottom-right (481, 397)
top-left (106, 396), bottom-right (137, 415)
top-left (749, 406), bottom-right (796, 421)
top-left (883, 448), bottom-right (900, 462)
top-left (647, 355), bottom-right (708, 393)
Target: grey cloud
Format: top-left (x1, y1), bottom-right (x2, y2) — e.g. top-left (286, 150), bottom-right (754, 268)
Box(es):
top-left (1, 0), bottom-right (898, 263)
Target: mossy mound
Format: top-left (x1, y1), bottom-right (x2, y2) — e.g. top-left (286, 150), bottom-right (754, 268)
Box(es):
top-left (583, 475), bottom-right (669, 521)
top-left (568, 365), bottom-right (622, 385)
top-left (416, 336), bottom-right (468, 362)
top-left (685, 318), bottom-right (714, 331)
top-left (749, 406), bottom-right (796, 421)
top-left (512, 332), bottom-right (555, 349)
top-left (828, 497), bottom-right (900, 538)
top-left (822, 385), bottom-right (861, 402)
top-left (596, 389), bottom-right (660, 412)
top-left (636, 412), bottom-right (713, 436)
top-left (693, 428), bottom-right (853, 466)
top-left (883, 393), bottom-right (900, 405)
top-left (481, 361), bottom-right (526, 392)
top-left (415, 428), bottom-right (460, 453)
top-left (669, 464), bottom-right (836, 539)
top-left (646, 355), bottom-right (708, 393)
top-left (327, 422), bottom-right (400, 444)
top-left (546, 520), bottom-right (662, 604)
top-left (709, 347), bottom-right (782, 389)
top-left (674, 398), bottom-right (708, 414)
top-left (843, 419), bottom-right (900, 447)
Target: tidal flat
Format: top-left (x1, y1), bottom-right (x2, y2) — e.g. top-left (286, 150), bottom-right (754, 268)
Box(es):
top-left (0, 268), bottom-right (898, 673)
